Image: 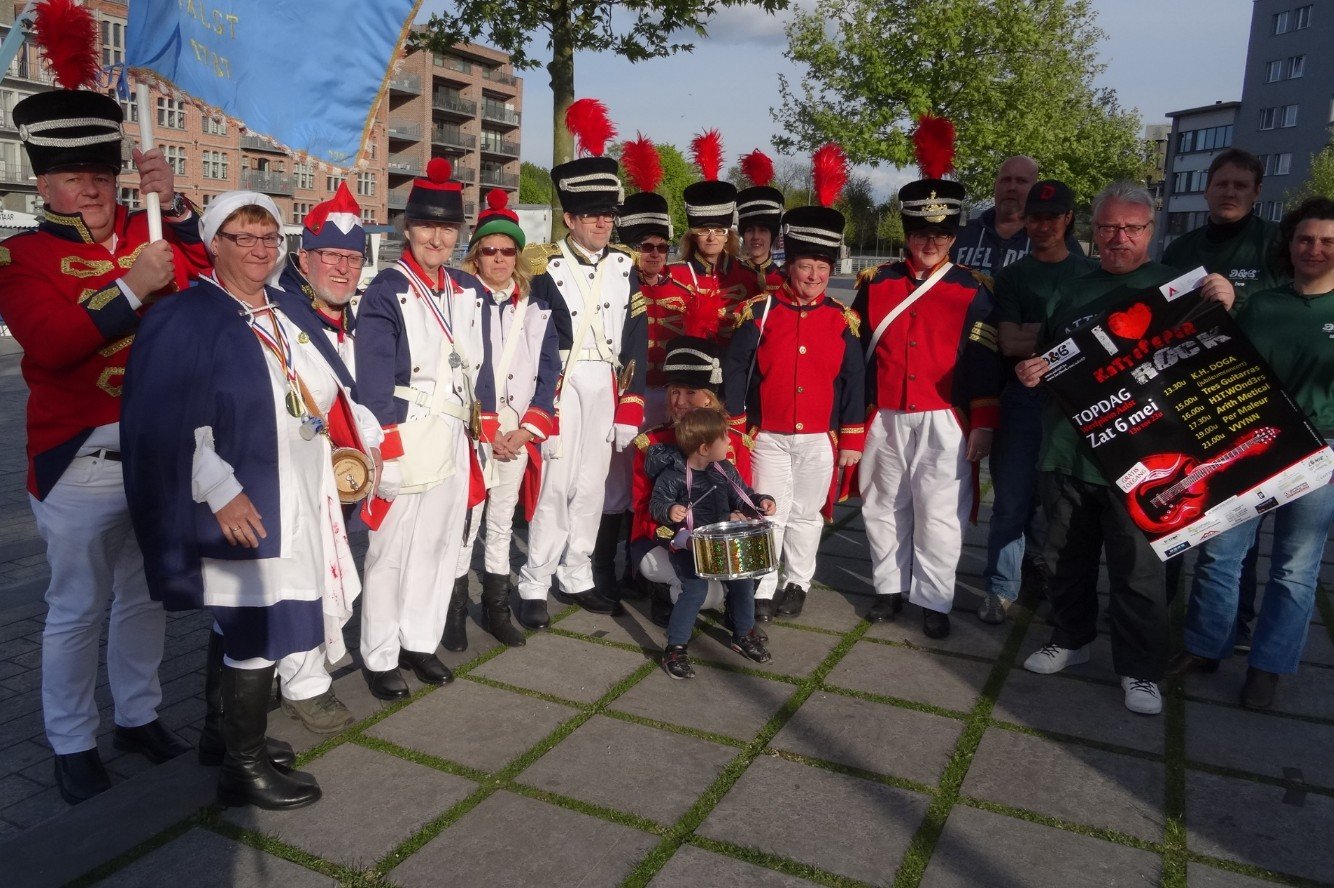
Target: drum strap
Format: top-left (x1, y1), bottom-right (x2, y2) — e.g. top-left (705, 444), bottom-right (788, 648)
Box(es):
top-left (684, 462), bottom-right (762, 534)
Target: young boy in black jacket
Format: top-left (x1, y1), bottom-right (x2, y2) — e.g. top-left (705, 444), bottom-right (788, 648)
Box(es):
top-left (647, 407), bottom-right (777, 679)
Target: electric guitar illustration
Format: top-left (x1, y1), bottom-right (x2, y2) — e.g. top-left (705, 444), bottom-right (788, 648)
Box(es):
top-left (1125, 427), bottom-right (1279, 534)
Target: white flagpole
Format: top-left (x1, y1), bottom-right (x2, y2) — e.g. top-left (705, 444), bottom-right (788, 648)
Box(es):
top-left (135, 81), bottom-right (162, 242)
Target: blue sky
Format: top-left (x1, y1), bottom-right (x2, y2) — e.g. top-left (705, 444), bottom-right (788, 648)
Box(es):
top-left (417, 0), bottom-right (1253, 199)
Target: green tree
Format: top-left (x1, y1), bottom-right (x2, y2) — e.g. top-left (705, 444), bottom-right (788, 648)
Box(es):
top-left (772, 0), bottom-right (1150, 204)
top-left (835, 173), bottom-right (877, 252)
top-left (519, 161), bottom-right (553, 205)
top-left (414, 1), bottom-right (789, 203)
top-left (1287, 143), bottom-right (1334, 203)
top-left (877, 200), bottom-right (905, 257)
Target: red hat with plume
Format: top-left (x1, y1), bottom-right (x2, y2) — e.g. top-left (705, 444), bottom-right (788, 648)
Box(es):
top-left (683, 129), bottom-right (737, 229)
top-left (899, 114), bottom-right (965, 232)
top-left (780, 144), bottom-right (848, 263)
top-left (737, 149), bottom-right (784, 236)
top-left (618, 134), bottom-right (671, 243)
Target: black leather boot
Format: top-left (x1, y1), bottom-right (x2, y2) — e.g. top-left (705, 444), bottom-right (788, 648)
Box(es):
top-left (199, 630), bottom-right (296, 770)
top-left (217, 664), bottom-right (321, 810)
top-left (442, 574), bottom-right (470, 652)
top-left (647, 578), bottom-right (674, 628)
top-left (482, 572), bottom-right (526, 647)
top-left (591, 512), bottom-right (625, 598)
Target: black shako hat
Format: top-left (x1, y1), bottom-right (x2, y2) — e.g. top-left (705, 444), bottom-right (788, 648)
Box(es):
top-left (898, 178), bottom-right (966, 234)
top-left (737, 185), bottom-right (784, 237)
top-left (662, 335), bottom-right (723, 393)
top-left (14, 90), bottom-right (124, 175)
top-left (552, 155), bottom-right (623, 216)
top-left (405, 157), bottom-right (465, 224)
top-left (618, 190), bottom-right (671, 244)
top-left (683, 179), bottom-right (737, 229)
top-left (781, 205), bottom-right (846, 264)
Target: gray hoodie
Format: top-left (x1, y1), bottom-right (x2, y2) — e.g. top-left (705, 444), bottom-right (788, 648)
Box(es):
top-left (950, 207), bottom-right (1084, 277)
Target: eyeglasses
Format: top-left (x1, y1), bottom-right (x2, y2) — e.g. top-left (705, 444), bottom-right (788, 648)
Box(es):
top-left (312, 249), bottom-right (363, 267)
top-left (907, 232), bottom-right (952, 244)
top-left (575, 212), bottom-right (616, 223)
top-left (217, 231), bottom-right (282, 249)
top-left (1094, 222), bottom-right (1152, 239)
top-left (638, 242), bottom-right (670, 255)
top-left (479, 245), bottom-right (518, 257)
top-left (692, 227), bottom-right (729, 238)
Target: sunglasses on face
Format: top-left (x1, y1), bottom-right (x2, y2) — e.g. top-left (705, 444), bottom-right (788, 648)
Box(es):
top-left (637, 242), bottom-right (670, 255)
top-left (479, 246), bottom-right (518, 257)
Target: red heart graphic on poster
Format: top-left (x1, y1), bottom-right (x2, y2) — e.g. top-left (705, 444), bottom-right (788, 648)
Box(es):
top-left (1108, 302), bottom-right (1151, 340)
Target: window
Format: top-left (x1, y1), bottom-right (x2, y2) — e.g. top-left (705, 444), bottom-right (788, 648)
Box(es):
top-left (1281, 104), bottom-right (1298, 128)
top-left (356, 171), bottom-right (376, 197)
top-left (201, 150), bottom-right (228, 180)
top-left (1172, 169), bottom-right (1209, 194)
top-left (294, 162), bottom-right (314, 190)
top-left (1294, 4), bottom-right (1312, 28)
top-left (1289, 55), bottom-right (1305, 78)
top-left (156, 97), bottom-right (185, 129)
top-left (293, 202), bottom-right (311, 224)
top-left (101, 19), bottom-right (124, 68)
top-left (1266, 60), bottom-right (1283, 83)
top-left (1260, 153), bottom-right (1293, 176)
top-left (362, 208), bottom-right (376, 224)
top-left (117, 186), bottom-right (140, 210)
top-left (161, 144), bottom-right (186, 175)
top-left (326, 175), bottom-right (341, 193)
top-left (0, 88), bottom-right (17, 128)
top-left (202, 114), bottom-right (227, 136)
top-left (1259, 107), bottom-right (1277, 130)
top-left (1262, 200), bottom-right (1285, 222)
top-left (118, 96), bottom-right (138, 123)
top-left (1273, 10), bottom-right (1290, 34)
top-left (1175, 124), bottom-right (1233, 154)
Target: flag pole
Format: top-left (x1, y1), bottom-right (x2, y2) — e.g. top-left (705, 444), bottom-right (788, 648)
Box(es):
top-left (0, 0), bottom-right (38, 81)
top-left (135, 81), bottom-right (162, 242)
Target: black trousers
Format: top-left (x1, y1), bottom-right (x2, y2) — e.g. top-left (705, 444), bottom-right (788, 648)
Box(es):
top-left (1039, 472), bottom-right (1168, 681)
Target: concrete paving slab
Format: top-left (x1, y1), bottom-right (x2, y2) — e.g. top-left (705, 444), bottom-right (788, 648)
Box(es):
top-left (611, 662), bottom-right (795, 741)
top-left (389, 789), bottom-right (658, 888)
top-left (1301, 626), bottom-right (1334, 666)
top-left (222, 742), bottom-right (476, 871)
top-left (517, 714), bottom-right (736, 824)
top-left (825, 641), bottom-right (993, 714)
top-left (1187, 863), bottom-right (1289, 888)
top-left (699, 755), bottom-right (927, 886)
top-left (962, 728), bottom-right (1165, 842)
top-left (991, 671), bottom-right (1165, 755)
top-left (469, 632), bottom-right (647, 703)
top-left (1185, 701), bottom-right (1334, 788)
top-left (866, 604), bottom-right (1009, 661)
top-left (919, 804), bottom-right (1162, 888)
top-left (770, 691), bottom-right (962, 787)
top-left (369, 677), bottom-right (576, 773)
top-left (690, 620), bottom-right (841, 679)
top-left (1187, 770), bottom-right (1334, 884)
top-left (91, 827), bottom-right (336, 888)
top-left (554, 600), bottom-right (667, 651)
top-left (648, 844), bottom-right (824, 887)
top-left (1184, 656), bottom-right (1334, 721)
top-left (773, 585), bottom-right (871, 634)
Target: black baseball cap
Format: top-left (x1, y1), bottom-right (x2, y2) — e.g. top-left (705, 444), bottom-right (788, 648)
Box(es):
top-left (1024, 180), bottom-right (1074, 215)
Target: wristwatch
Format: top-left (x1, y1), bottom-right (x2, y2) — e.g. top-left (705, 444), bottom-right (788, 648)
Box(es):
top-left (164, 192), bottom-right (189, 218)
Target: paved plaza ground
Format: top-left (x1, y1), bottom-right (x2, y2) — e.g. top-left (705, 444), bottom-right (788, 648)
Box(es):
top-left (0, 341), bottom-right (1332, 887)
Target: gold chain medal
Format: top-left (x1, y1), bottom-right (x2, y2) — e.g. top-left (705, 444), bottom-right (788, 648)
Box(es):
top-left (285, 388), bottom-right (303, 418)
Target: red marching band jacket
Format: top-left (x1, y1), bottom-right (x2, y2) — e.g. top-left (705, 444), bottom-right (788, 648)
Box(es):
top-left (666, 255), bottom-right (753, 343)
top-left (640, 272), bottom-right (694, 389)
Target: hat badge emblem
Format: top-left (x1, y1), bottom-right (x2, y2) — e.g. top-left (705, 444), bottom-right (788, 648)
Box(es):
top-left (922, 190), bottom-right (948, 224)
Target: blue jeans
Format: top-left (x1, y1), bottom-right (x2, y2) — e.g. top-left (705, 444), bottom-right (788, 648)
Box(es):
top-left (1184, 478), bottom-right (1334, 674)
top-left (667, 549), bottom-right (755, 647)
top-left (984, 383), bottom-right (1048, 601)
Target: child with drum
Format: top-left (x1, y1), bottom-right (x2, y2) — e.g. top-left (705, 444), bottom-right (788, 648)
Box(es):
top-left (647, 407), bottom-right (777, 679)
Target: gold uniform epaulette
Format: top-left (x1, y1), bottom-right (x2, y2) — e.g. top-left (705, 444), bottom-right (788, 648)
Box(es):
top-left (968, 320), bottom-right (999, 352)
top-left (523, 242), bottom-right (562, 276)
top-left (0, 246), bottom-right (9, 268)
top-left (608, 243), bottom-right (635, 258)
top-left (739, 431), bottom-right (756, 451)
top-left (967, 268), bottom-right (995, 293)
top-left (737, 293), bottom-right (768, 324)
top-left (634, 423), bottom-right (672, 452)
top-left (629, 291), bottom-right (647, 318)
top-left (855, 263), bottom-right (890, 289)
top-left (842, 307), bottom-right (861, 337)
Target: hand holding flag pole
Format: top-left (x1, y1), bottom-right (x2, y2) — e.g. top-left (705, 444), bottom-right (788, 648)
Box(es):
top-left (135, 81), bottom-right (162, 242)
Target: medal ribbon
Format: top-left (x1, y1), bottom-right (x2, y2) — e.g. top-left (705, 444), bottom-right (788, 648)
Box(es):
top-left (397, 259), bottom-right (456, 347)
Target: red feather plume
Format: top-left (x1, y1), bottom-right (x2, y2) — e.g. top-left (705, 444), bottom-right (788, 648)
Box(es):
top-left (621, 134), bottom-right (662, 193)
top-left (913, 114), bottom-right (956, 179)
top-left (565, 98), bottom-right (616, 158)
top-left (682, 289), bottom-right (726, 340)
top-left (690, 129), bottom-right (723, 181)
top-left (812, 144), bottom-right (848, 208)
top-left (34, 0), bottom-right (100, 90)
top-left (740, 150), bottom-right (774, 187)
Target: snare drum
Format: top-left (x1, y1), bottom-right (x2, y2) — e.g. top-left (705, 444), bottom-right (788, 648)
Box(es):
top-left (690, 519), bottom-right (777, 580)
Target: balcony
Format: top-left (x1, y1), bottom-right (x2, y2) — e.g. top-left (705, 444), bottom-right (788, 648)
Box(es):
top-left (481, 104), bottom-right (520, 127)
top-left (241, 134), bottom-right (283, 153)
top-left (388, 184), bottom-right (411, 209)
top-left (464, 201), bottom-right (476, 218)
top-left (432, 126), bottom-right (476, 151)
top-left (386, 121), bottom-right (423, 142)
top-left (453, 165), bottom-right (477, 184)
top-left (480, 168), bottom-right (519, 189)
top-left (480, 138), bottom-right (520, 158)
top-left (481, 68), bottom-right (517, 87)
top-left (387, 159), bottom-right (424, 178)
top-left (388, 73), bottom-right (422, 95)
top-left (434, 54), bottom-right (472, 75)
top-left (240, 170), bottom-right (294, 196)
top-left (0, 160), bottom-right (35, 185)
top-left (433, 93), bottom-right (477, 118)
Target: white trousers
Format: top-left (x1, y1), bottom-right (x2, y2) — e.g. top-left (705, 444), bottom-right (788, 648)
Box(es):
top-left (360, 416), bottom-right (471, 671)
top-left (459, 444), bottom-right (528, 576)
top-left (639, 548), bottom-right (726, 609)
top-left (859, 409), bottom-right (971, 614)
top-left (31, 455), bottom-right (164, 754)
top-left (751, 432), bottom-right (834, 601)
top-left (517, 361), bottom-right (614, 600)
top-left (277, 647), bottom-right (331, 701)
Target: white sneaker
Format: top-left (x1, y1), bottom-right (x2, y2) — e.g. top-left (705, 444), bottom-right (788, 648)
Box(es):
top-left (1121, 677), bottom-right (1162, 715)
top-left (1023, 643), bottom-right (1091, 675)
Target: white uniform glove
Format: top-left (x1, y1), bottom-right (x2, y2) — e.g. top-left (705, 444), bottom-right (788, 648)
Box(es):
top-left (611, 423), bottom-right (638, 452)
top-left (378, 460), bottom-right (403, 501)
top-left (540, 435), bottom-right (561, 460)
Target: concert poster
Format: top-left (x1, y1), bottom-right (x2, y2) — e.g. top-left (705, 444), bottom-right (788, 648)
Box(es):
top-left (1040, 268), bottom-right (1334, 560)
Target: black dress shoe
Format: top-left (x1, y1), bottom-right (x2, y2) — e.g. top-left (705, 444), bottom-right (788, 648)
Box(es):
top-left (776, 584), bottom-right (806, 617)
top-left (517, 598), bottom-right (551, 629)
top-left (560, 587), bottom-right (624, 616)
top-left (923, 610), bottom-right (951, 639)
top-left (867, 593), bottom-right (903, 623)
top-left (367, 668), bottom-right (410, 700)
top-left (754, 598), bottom-right (776, 623)
top-left (399, 650), bottom-right (453, 686)
top-left (54, 749), bottom-right (111, 805)
top-left (1241, 667), bottom-right (1279, 710)
top-left (1166, 650), bottom-right (1220, 679)
top-left (113, 719), bottom-right (191, 764)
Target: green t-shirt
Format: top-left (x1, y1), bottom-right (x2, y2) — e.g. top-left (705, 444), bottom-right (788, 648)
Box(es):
top-left (1039, 261), bottom-right (1179, 485)
top-left (1161, 214), bottom-right (1283, 312)
top-left (1236, 283), bottom-right (1334, 436)
top-left (993, 252), bottom-right (1099, 325)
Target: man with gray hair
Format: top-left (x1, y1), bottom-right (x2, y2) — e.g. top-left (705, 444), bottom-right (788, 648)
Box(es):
top-left (1012, 182), bottom-right (1236, 716)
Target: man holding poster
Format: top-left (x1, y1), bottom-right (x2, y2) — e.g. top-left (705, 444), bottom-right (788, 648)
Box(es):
top-left (1014, 182), bottom-right (1236, 716)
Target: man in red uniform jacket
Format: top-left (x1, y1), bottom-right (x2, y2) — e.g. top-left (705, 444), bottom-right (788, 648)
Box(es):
top-left (0, 89), bottom-right (209, 804)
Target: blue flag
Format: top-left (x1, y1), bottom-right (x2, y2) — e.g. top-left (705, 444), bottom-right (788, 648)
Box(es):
top-left (126, 0), bottom-right (421, 166)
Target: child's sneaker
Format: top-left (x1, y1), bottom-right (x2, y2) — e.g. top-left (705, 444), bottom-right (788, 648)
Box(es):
top-left (662, 645), bottom-right (695, 680)
top-left (730, 631), bottom-right (772, 664)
